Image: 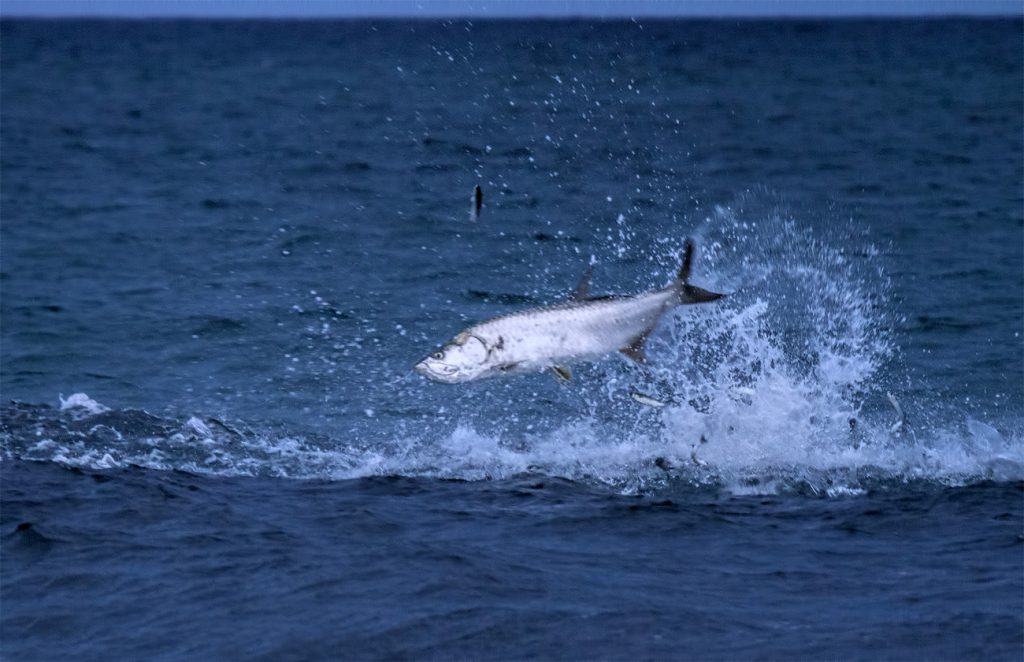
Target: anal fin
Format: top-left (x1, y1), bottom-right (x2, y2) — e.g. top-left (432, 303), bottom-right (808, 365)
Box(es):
top-left (619, 332), bottom-right (649, 364)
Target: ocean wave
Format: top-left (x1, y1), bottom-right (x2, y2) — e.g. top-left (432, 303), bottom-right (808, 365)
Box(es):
top-left (4, 200), bottom-right (1019, 495)
top-left (3, 391), bottom-right (1020, 496)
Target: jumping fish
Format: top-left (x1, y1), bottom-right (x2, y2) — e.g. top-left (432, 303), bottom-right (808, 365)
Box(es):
top-left (415, 238), bottom-right (724, 384)
top-left (630, 390), bottom-right (670, 408)
top-left (470, 185), bottom-right (483, 222)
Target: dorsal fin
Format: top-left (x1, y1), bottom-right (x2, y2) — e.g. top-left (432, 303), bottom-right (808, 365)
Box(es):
top-left (569, 266), bottom-right (592, 301)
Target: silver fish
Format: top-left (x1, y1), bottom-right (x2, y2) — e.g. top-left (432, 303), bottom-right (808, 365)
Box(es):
top-left (630, 390), bottom-right (669, 408)
top-left (415, 239), bottom-right (724, 384)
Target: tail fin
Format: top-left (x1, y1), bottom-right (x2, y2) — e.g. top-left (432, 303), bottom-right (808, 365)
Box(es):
top-left (675, 239), bottom-right (725, 304)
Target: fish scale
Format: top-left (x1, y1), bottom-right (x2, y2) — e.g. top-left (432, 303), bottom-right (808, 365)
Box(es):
top-left (470, 289), bottom-right (676, 373)
top-left (415, 239), bottom-right (725, 383)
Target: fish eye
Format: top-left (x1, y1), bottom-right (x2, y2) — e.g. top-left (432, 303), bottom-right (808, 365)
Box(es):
top-left (431, 351), bottom-right (444, 360)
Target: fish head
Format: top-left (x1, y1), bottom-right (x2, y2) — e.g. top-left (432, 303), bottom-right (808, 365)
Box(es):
top-left (414, 332), bottom-right (491, 383)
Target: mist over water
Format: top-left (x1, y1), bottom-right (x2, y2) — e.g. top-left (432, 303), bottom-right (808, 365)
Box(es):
top-left (2, 17), bottom-right (1021, 661)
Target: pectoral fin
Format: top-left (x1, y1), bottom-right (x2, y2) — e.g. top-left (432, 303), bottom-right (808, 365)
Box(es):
top-left (550, 365), bottom-right (572, 382)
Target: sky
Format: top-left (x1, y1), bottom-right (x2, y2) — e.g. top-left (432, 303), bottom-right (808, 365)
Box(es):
top-left (1, 0), bottom-right (1021, 18)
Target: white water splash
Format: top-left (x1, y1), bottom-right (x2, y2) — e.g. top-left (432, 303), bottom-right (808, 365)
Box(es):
top-left (59, 393), bottom-right (111, 415)
top-left (7, 203), bottom-right (1022, 494)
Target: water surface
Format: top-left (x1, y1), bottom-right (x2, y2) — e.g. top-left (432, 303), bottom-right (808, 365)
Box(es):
top-left (2, 18), bottom-right (1022, 660)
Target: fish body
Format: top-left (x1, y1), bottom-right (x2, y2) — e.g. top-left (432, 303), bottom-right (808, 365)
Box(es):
top-left (630, 389), bottom-right (670, 408)
top-left (415, 239), bottom-right (723, 384)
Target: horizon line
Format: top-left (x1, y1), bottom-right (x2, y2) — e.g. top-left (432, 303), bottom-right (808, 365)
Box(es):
top-left (2, 12), bottom-right (1021, 19)
top-left (2, 0), bottom-right (1020, 20)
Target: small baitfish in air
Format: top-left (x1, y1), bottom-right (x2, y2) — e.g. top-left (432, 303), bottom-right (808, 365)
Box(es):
top-left (415, 238), bottom-right (725, 384)
top-left (469, 184), bottom-right (483, 222)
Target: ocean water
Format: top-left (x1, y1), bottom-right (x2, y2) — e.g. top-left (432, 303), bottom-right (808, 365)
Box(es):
top-left (1, 17), bottom-right (1022, 660)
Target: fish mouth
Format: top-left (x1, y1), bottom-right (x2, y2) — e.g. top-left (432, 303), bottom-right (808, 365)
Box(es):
top-left (414, 360), bottom-right (462, 383)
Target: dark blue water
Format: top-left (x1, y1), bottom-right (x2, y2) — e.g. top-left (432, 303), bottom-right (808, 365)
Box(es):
top-left (2, 18), bottom-right (1022, 660)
